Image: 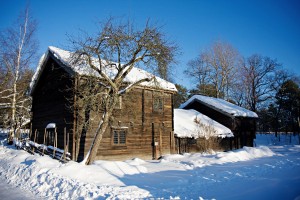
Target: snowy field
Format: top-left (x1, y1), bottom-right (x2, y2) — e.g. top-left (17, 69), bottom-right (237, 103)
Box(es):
top-left (0, 133), bottom-right (299, 199)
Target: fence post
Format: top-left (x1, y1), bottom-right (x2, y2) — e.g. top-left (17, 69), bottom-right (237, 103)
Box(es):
top-left (32, 129), bottom-right (37, 151)
top-left (53, 128), bottom-right (57, 158)
top-left (63, 127), bottom-right (66, 162)
top-left (42, 128), bottom-right (46, 155)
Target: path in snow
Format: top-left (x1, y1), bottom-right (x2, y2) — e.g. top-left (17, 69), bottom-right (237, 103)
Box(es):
top-left (0, 176), bottom-right (38, 200)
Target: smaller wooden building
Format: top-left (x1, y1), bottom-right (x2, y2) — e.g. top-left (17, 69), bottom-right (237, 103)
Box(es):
top-left (180, 95), bottom-right (258, 149)
top-left (174, 109), bottom-right (233, 154)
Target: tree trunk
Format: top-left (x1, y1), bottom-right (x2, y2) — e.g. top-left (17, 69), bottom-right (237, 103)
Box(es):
top-left (8, 13), bottom-right (26, 144)
top-left (8, 51), bottom-right (20, 144)
top-left (84, 95), bottom-right (118, 165)
top-left (85, 108), bottom-right (113, 165)
top-left (8, 81), bottom-right (17, 143)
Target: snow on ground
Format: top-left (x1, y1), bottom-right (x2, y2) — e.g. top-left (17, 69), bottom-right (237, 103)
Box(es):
top-left (0, 176), bottom-right (38, 200)
top-left (0, 133), bottom-right (300, 199)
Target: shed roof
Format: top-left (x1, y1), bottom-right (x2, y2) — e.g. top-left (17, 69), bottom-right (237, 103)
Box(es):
top-left (180, 95), bottom-right (258, 118)
top-left (29, 46), bottom-right (177, 95)
top-left (174, 109), bottom-right (233, 138)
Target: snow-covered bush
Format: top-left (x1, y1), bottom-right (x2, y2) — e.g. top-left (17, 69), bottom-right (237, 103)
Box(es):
top-left (194, 117), bottom-right (222, 153)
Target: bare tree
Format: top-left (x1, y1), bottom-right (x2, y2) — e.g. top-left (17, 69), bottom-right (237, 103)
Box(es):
top-left (185, 54), bottom-right (211, 94)
top-left (69, 18), bottom-right (178, 165)
top-left (0, 6), bottom-right (38, 143)
top-left (242, 54), bottom-right (280, 112)
top-left (185, 41), bottom-right (240, 99)
top-left (194, 117), bottom-right (221, 153)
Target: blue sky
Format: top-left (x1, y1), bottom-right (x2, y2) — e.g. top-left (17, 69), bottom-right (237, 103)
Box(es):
top-left (1, 0), bottom-right (300, 89)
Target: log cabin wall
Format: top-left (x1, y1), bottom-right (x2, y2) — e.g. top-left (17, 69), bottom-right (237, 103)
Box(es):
top-left (75, 87), bottom-right (175, 161)
top-left (31, 57), bottom-right (74, 154)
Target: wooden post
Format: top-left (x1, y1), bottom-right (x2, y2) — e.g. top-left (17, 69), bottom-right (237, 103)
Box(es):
top-left (29, 123), bottom-right (32, 140)
top-left (63, 127), bottom-right (66, 162)
top-left (142, 89), bottom-right (145, 128)
top-left (170, 131), bottom-right (175, 154)
top-left (67, 131), bottom-right (70, 159)
top-left (152, 123), bottom-right (155, 160)
top-left (42, 128), bottom-right (46, 155)
top-left (37, 131), bottom-right (39, 144)
top-left (178, 138), bottom-right (181, 154)
top-left (72, 75), bottom-right (78, 161)
top-left (159, 127), bottom-right (162, 157)
top-left (32, 129), bottom-right (37, 151)
top-left (33, 130), bottom-right (36, 143)
top-left (53, 128), bottom-right (57, 158)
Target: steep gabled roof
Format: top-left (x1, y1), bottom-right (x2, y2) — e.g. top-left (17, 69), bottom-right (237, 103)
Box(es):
top-left (180, 95), bottom-right (258, 118)
top-left (174, 109), bottom-right (233, 138)
top-left (29, 46), bottom-right (177, 95)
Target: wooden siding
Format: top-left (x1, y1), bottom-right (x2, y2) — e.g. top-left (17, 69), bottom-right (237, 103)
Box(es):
top-left (31, 56), bottom-right (74, 155)
top-left (75, 88), bottom-right (174, 161)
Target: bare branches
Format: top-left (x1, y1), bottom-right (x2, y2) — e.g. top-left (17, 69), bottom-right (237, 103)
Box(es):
top-left (0, 6), bottom-right (37, 140)
top-left (118, 77), bottom-right (153, 95)
top-left (69, 18), bottom-right (177, 91)
top-left (242, 54), bottom-right (281, 112)
top-left (185, 41), bottom-right (240, 99)
top-left (67, 17), bottom-right (178, 164)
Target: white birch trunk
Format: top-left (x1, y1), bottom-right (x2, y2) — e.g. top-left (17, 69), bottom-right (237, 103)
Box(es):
top-left (8, 10), bottom-right (28, 143)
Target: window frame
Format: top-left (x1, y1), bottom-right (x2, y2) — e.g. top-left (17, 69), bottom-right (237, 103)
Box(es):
top-left (111, 128), bottom-right (127, 146)
top-left (153, 96), bottom-right (164, 113)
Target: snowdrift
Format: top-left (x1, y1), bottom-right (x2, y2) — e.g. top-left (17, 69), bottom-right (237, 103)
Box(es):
top-left (0, 138), bottom-right (278, 199)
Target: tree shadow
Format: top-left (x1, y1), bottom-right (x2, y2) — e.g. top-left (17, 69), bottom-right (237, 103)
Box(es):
top-left (115, 166), bottom-right (218, 199)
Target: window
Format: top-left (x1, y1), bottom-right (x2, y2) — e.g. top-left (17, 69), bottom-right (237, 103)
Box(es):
top-left (112, 128), bottom-right (127, 145)
top-left (153, 97), bottom-right (163, 112)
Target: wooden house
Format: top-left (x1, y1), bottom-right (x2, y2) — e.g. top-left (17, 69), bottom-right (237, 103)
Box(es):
top-left (179, 95), bottom-right (258, 150)
top-left (29, 46), bottom-right (177, 161)
top-left (174, 109), bottom-right (233, 154)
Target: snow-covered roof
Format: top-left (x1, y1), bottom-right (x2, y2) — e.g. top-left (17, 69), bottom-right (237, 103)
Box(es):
top-left (174, 109), bottom-right (233, 139)
top-left (180, 95), bottom-right (258, 118)
top-left (46, 123), bottom-right (56, 129)
top-left (29, 46), bottom-right (177, 95)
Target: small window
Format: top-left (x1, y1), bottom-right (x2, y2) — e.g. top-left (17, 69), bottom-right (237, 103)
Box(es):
top-left (112, 128), bottom-right (127, 145)
top-left (153, 97), bottom-right (163, 112)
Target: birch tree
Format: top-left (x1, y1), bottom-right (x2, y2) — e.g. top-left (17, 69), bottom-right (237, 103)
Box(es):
top-left (69, 18), bottom-right (178, 165)
top-left (185, 41), bottom-right (240, 99)
top-left (0, 7), bottom-right (38, 143)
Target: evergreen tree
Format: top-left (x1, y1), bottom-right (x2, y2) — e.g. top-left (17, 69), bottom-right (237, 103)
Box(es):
top-left (275, 80), bottom-right (300, 133)
top-left (173, 84), bottom-right (188, 108)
